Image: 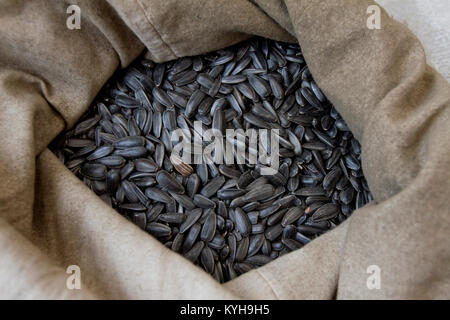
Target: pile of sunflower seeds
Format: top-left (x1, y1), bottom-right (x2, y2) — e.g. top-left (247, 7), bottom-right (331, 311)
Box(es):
top-left (52, 37), bottom-right (373, 283)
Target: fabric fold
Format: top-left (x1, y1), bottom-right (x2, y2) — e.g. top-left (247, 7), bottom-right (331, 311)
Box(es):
top-left (0, 0), bottom-right (448, 299)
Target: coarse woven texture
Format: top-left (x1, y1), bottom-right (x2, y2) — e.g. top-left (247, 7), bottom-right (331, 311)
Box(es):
top-left (377, 0), bottom-right (450, 82)
top-left (0, 0), bottom-right (448, 299)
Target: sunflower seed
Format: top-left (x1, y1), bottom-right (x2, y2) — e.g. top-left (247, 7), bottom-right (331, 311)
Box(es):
top-left (311, 203), bottom-right (340, 222)
top-left (170, 192), bottom-right (196, 210)
top-left (200, 175), bottom-right (225, 198)
top-left (146, 222), bottom-right (171, 238)
top-left (183, 223), bottom-right (201, 252)
top-left (200, 212), bottom-right (216, 242)
top-left (170, 153), bottom-right (194, 176)
top-left (184, 241), bottom-right (204, 263)
top-left (193, 194), bottom-right (216, 208)
top-left (200, 246), bottom-right (215, 274)
top-left (54, 37), bottom-right (373, 284)
top-left (281, 207), bottom-right (304, 227)
top-left (156, 170), bottom-right (185, 194)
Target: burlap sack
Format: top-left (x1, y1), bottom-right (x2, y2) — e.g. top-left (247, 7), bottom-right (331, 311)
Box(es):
top-left (0, 0), bottom-right (448, 299)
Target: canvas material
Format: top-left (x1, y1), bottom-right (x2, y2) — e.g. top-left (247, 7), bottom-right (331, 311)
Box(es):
top-left (0, 0), bottom-right (448, 299)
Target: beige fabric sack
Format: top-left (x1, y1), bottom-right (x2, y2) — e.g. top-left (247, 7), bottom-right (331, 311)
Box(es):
top-left (0, 0), bottom-right (448, 299)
